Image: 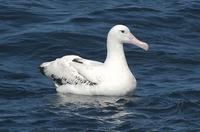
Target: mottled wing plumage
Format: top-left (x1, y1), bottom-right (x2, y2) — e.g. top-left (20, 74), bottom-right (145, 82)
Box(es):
top-left (40, 55), bottom-right (102, 87)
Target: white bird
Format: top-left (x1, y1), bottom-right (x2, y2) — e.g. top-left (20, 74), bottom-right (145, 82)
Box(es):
top-left (40, 25), bottom-right (149, 96)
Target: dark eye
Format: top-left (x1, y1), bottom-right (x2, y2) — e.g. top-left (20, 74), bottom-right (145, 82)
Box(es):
top-left (120, 30), bottom-right (125, 33)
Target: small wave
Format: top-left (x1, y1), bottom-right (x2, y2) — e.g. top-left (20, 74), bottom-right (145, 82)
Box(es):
top-left (107, 6), bottom-right (161, 13)
top-left (70, 17), bottom-right (95, 23)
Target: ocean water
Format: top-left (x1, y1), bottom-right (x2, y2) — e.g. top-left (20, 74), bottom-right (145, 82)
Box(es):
top-left (0, 0), bottom-right (200, 131)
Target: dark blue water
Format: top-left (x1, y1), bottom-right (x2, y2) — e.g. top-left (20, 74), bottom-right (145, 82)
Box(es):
top-left (0, 0), bottom-right (200, 131)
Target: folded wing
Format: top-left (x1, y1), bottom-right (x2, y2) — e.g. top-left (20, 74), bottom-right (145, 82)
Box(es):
top-left (39, 55), bottom-right (103, 87)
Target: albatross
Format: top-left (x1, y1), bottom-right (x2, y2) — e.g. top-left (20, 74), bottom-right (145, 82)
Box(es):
top-left (39, 25), bottom-right (149, 96)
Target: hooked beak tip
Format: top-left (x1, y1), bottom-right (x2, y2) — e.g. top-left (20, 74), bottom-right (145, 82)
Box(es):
top-left (144, 43), bottom-right (149, 51)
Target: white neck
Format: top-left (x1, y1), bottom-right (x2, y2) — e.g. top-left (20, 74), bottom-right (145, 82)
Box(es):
top-left (104, 35), bottom-right (128, 68)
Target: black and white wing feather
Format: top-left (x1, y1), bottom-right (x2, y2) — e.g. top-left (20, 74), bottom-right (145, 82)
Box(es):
top-left (39, 55), bottom-right (103, 87)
